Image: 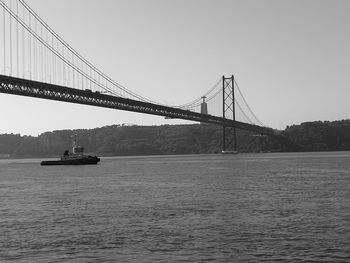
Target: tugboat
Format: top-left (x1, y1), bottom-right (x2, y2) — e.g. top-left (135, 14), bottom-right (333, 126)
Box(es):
top-left (41, 135), bottom-right (100, 166)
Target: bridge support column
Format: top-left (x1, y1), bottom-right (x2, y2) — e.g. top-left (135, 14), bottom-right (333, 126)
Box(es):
top-left (222, 75), bottom-right (237, 152)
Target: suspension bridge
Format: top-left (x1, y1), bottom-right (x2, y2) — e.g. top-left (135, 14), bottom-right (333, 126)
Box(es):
top-left (0, 0), bottom-right (281, 152)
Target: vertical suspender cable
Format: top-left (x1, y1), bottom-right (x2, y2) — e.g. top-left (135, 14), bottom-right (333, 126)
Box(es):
top-left (50, 33), bottom-right (53, 83)
top-left (28, 7), bottom-right (31, 79)
top-left (48, 28), bottom-right (50, 83)
top-left (51, 35), bottom-right (56, 83)
top-left (68, 48), bottom-right (71, 87)
top-left (51, 30), bottom-right (53, 84)
top-left (50, 31), bottom-right (52, 83)
top-left (72, 52), bottom-right (74, 88)
top-left (40, 18), bottom-right (43, 81)
top-left (81, 59), bottom-right (83, 89)
top-left (44, 28), bottom-right (47, 82)
top-left (56, 38), bottom-right (59, 85)
top-left (22, 1), bottom-right (24, 78)
top-left (58, 39), bottom-right (60, 85)
top-left (9, 0), bottom-right (12, 75)
top-left (62, 44), bottom-right (65, 85)
top-left (34, 16), bottom-right (37, 80)
top-left (3, 0), bottom-right (5, 75)
top-left (16, 0), bottom-right (19, 76)
top-left (89, 65), bottom-right (92, 89)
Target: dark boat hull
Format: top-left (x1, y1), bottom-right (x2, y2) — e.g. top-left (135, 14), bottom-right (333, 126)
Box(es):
top-left (41, 157), bottom-right (100, 166)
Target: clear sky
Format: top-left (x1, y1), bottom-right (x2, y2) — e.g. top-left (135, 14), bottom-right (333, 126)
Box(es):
top-left (1, 0), bottom-right (349, 135)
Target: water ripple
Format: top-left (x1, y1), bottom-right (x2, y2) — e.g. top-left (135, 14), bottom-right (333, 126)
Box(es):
top-left (0, 153), bottom-right (349, 262)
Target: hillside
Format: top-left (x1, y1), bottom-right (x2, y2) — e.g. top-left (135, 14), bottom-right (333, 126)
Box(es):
top-left (1, 120), bottom-right (350, 158)
top-left (0, 124), bottom-right (264, 158)
top-left (280, 120), bottom-right (350, 151)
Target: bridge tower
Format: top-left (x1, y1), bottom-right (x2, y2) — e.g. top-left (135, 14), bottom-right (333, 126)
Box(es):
top-left (222, 75), bottom-right (237, 152)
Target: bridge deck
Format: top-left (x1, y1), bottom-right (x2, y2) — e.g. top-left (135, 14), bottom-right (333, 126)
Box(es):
top-left (0, 75), bottom-right (277, 136)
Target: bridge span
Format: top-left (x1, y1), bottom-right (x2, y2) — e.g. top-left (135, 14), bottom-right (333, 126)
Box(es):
top-left (0, 74), bottom-right (277, 137)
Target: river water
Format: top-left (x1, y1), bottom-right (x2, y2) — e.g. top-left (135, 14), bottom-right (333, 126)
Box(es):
top-left (0, 152), bottom-right (349, 262)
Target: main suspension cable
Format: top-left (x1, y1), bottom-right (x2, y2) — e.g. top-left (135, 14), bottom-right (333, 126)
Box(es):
top-left (18, 0), bottom-right (157, 103)
top-left (234, 79), bottom-right (265, 126)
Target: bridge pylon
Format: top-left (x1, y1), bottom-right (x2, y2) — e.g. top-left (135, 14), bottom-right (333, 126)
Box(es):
top-left (222, 75), bottom-right (237, 152)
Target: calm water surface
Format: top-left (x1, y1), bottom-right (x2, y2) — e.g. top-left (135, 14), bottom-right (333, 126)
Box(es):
top-left (0, 152), bottom-right (349, 262)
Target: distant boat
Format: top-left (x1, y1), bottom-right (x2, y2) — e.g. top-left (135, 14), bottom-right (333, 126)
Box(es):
top-left (41, 135), bottom-right (100, 166)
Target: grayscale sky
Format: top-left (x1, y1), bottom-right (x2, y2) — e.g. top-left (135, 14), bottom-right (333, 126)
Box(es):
top-left (1, 0), bottom-right (349, 135)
